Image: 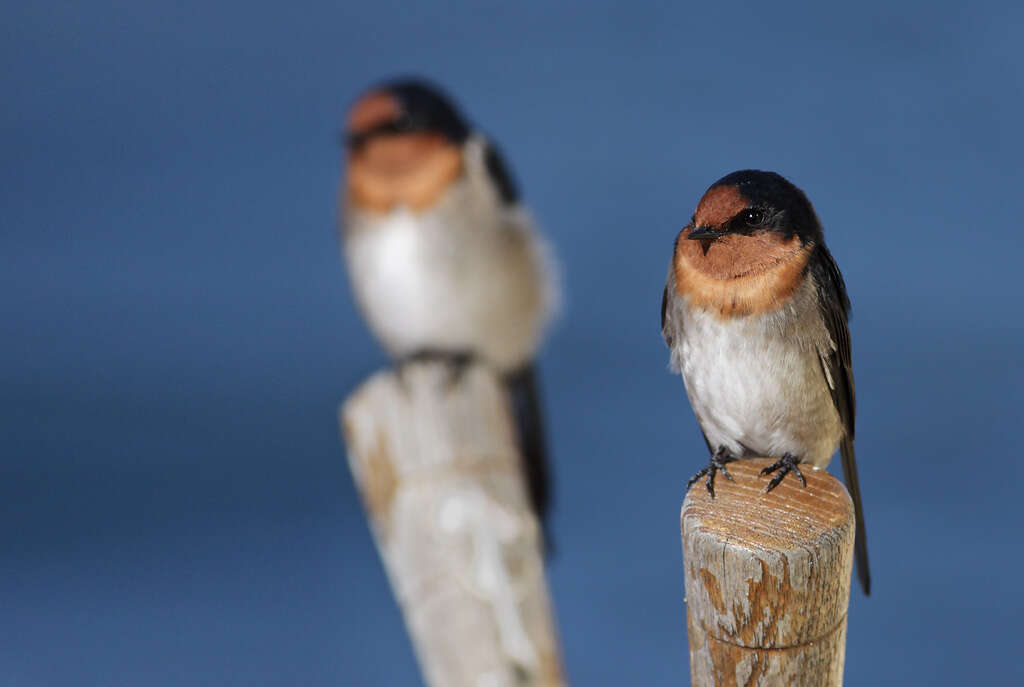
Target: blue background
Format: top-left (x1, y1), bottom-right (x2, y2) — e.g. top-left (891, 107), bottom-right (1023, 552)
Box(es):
top-left (3, 1), bottom-right (1022, 684)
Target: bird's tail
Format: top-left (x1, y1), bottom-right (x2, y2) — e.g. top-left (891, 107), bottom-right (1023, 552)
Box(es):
top-left (840, 436), bottom-right (871, 595)
top-left (504, 364), bottom-right (553, 554)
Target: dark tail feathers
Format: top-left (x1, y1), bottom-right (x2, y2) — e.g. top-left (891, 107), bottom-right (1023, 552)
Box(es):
top-left (504, 364), bottom-right (553, 554)
top-left (841, 437), bottom-right (871, 595)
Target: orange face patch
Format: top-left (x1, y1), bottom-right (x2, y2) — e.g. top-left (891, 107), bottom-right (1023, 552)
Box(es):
top-left (673, 227), bottom-right (812, 317)
top-left (346, 133), bottom-right (463, 213)
top-left (347, 90), bottom-right (401, 136)
top-left (672, 181), bottom-right (813, 317)
top-left (693, 185), bottom-right (749, 230)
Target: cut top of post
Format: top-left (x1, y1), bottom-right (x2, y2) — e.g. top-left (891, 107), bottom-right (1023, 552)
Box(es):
top-left (684, 460), bottom-right (854, 552)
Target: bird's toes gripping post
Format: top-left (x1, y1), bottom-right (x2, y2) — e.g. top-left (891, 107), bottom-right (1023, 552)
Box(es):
top-left (686, 447), bottom-right (737, 499)
top-left (759, 453), bottom-right (807, 492)
top-left (395, 349), bottom-right (478, 391)
top-left (438, 350), bottom-right (476, 390)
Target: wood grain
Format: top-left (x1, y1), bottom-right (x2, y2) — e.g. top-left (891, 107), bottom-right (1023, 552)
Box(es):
top-left (682, 459), bottom-right (855, 686)
top-left (341, 360), bottom-right (565, 687)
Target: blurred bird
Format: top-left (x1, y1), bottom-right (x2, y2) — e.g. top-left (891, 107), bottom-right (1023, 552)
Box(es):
top-left (339, 78), bottom-right (559, 542)
top-left (661, 170), bottom-right (870, 594)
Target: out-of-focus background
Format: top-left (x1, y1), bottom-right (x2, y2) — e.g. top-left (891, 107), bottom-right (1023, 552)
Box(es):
top-left (3, 1), bottom-right (1022, 684)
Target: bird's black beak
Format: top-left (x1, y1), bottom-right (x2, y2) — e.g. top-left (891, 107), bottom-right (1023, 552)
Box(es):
top-left (687, 225), bottom-right (724, 241)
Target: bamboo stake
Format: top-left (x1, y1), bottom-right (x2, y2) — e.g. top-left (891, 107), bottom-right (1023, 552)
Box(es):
top-left (682, 458), bottom-right (855, 687)
top-left (341, 360), bottom-right (565, 687)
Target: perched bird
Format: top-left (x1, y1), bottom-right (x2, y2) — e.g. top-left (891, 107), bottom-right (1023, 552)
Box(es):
top-left (339, 78), bottom-right (559, 539)
top-left (661, 170), bottom-right (870, 594)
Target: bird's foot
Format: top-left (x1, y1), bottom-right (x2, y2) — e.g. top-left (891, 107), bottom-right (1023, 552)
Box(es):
top-left (759, 453), bottom-right (806, 492)
top-left (394, 351), bottom-right (424, 389)
top-left (686, 447), bottom-right (737, 499)
top-left (396, 349), bottom-right (476, 390)
top-left (439, 350), bottom-right (476, 390)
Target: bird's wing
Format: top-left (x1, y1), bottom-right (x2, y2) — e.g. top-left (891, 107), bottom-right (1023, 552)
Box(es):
top-left (661, 284), bottom-right (671, 345)
top-left (812, 243), bottom-right (870, 595)
top-left (481, 138), bottom-right (520, 205)
top-left (662, 243), bottom-right (680, 349)
top-left (662, 264), bottom-right (714, 453)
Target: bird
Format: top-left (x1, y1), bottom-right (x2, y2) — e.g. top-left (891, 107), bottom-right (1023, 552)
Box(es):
top-left (661, 169), bottom-right (870, 595)
top-left (338, 78), bottom-right (559, 543)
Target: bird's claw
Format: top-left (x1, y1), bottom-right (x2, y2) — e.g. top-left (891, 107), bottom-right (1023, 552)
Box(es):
top-left (759, 453), bottom-right (806, 492)
top-left (440, 351), bottom-right (475, 390)
top-left (686, 448), bottom-right (737, 499)
top-left (395, 349), bottom-right (476, 392)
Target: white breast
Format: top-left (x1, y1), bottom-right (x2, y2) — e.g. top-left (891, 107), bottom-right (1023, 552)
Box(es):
top-left (676, 280), bottom-right (843, 466)
top-left (345, 208), bottom-right (451, 355)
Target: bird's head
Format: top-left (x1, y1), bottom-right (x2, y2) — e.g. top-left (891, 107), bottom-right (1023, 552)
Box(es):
top-left (672, 170), bottom-right (822, 317)
top-left (342, 78), bottom-right (469, 213)
top-left (684, 170), bottom-right (822, 251)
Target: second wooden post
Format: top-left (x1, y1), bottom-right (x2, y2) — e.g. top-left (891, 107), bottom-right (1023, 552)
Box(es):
top-left (341, 360), bottom-right (565, 687)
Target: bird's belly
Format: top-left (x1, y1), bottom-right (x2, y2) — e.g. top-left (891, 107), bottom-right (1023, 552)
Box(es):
top-left (679, 310), bottom-right (842, 466)
top-left (347, 217), bottom-right (479, 357)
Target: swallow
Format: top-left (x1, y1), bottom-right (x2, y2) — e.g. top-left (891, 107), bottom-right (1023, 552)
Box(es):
top-left (661, 169), bottom-right (870, 594)
top-left (339, 78), bottom-right (559, 542)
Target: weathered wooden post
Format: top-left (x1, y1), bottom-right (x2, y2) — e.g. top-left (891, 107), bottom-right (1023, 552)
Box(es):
top-left (341, 360), bottom-right (565, 687)
top-left (682, 458), bottom-right (855, 686)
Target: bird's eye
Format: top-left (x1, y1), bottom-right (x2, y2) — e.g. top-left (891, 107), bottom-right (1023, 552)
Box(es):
top-left (391, 112), bottom-right (415, 132)
top-left (739, 208), bottom-right (765, 227)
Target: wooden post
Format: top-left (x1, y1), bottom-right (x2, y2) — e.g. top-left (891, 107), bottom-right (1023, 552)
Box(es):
top-left (341, 360), bottom-right (565, 687)
top-left (681, 458), bottom-right (855, 687)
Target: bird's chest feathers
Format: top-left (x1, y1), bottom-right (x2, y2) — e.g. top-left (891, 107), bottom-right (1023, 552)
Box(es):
top-left (676, 282), bottom-right (840, 462)
top-left (347, 209), bottom-right (469, 314)
top-left (344, 197), bottom-right (500, 352)
top-left (680, 309), bottom-right (811, 398)
top-left (673, 232), bottom-right (812, 318)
